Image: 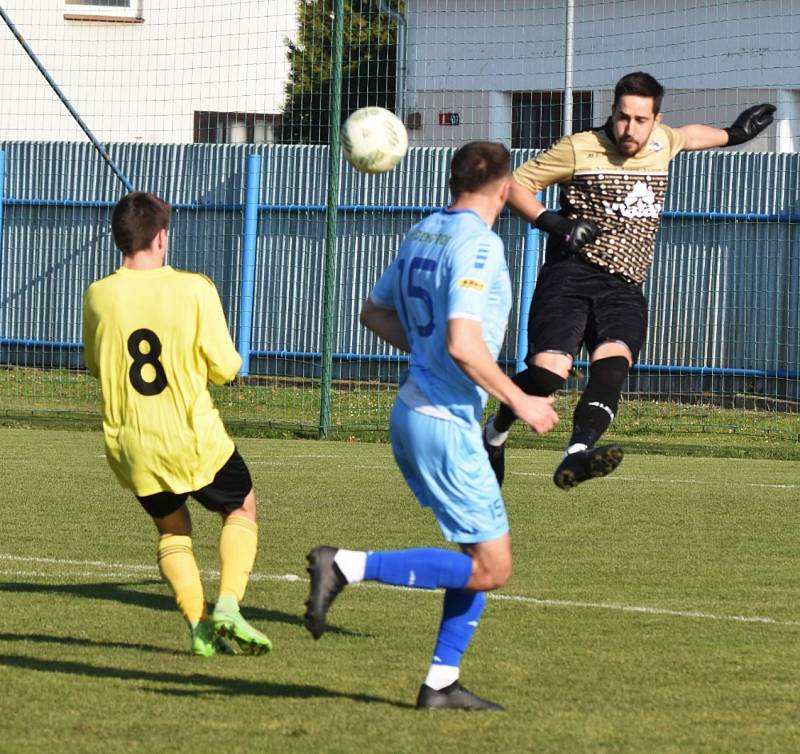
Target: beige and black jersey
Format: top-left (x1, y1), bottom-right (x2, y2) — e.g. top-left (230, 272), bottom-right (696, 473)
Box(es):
top-left (83, 266), bottom-right (241, 496)
top-left (514, 122), bottom-right (687, 284)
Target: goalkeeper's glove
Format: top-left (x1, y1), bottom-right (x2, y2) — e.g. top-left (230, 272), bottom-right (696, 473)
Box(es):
top-left (534, 210), bottom-right (600, 252)
top-left (724, 104), bottom-right (776, 147)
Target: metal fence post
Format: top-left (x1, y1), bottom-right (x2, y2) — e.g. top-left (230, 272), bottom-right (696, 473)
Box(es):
top-left (237, 152), bottom-right (262, 377)
top-left (516, 219), bottom-right (540, 373)
top-left (0, 150), bottom-right (5, 248)
top-left (319, 0), bottom-right (344, 439)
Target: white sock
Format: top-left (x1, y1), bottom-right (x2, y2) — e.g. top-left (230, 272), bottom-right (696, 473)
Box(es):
top-left (565, 442), bottom-right (588, 456)
top-left (485, 416), bottom-right (509, 447)
top-left (333, 549), bottom-right (367, 584)
top-left (424, 663), bottom-right (459, 690)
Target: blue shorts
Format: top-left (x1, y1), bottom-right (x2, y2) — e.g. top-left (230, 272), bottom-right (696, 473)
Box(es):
top-left (389, 399), bottom-right (508, 544)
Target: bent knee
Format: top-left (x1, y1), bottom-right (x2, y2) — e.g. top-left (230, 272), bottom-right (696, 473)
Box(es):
top-left (470, 563), bottom-right (512, 592)
top-left (226, 488), bottom-right (257, 521)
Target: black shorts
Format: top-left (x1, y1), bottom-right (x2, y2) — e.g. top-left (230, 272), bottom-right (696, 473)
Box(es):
top-left (527, 253), bottom-right (648, 363)
top-left (136, 448), bottom-right (253, 519)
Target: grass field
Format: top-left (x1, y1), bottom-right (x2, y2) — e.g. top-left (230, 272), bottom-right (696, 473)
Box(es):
top-left (2, 428), bottom-right (800, 753)
top-left (3, 366), bottom-right (799, 461)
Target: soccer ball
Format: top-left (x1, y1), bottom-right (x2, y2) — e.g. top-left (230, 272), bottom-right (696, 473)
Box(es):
top-left (341, 107), bottom-right (408, 174)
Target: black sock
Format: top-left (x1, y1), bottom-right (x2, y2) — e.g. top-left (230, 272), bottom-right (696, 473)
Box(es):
top-left (568, 356), bottom-right (629, 448)
top-left (493, 365), bottom-right (565, 433)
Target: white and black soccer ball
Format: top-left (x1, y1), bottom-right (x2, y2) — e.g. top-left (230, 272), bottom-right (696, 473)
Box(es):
top-left (341, 107), bottom-right (408, 174)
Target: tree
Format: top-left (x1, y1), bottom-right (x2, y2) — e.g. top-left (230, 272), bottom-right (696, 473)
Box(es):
top-left (279, 0), bottom-right (400, 144)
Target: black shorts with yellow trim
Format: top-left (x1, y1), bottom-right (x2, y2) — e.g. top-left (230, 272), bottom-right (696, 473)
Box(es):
top-left (136, 448), bottom-right (253, 519)
top-left (526, 251), bottom-right (648, 363)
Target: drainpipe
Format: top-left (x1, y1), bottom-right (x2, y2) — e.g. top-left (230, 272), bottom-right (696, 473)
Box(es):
top-left (379, 0), bottom-right (406, 119)
top-left (563, 0), bottom-right (575, 136)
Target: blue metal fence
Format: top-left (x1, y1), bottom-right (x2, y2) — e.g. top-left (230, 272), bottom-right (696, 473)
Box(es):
top-left (0, 142), bottom-right (798, 401)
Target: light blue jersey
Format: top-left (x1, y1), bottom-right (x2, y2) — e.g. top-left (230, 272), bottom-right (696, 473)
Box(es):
top-left (370, 208), bottom-right (512, 426)
top-left (370, 207), bottom-right (512, 544)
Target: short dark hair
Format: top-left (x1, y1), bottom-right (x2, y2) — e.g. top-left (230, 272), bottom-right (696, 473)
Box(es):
top-left (449, 141), bottom-right (510, 199)
top-left (613, 71), bottom-right (665, 115)
top-left (111, 192), bottom-right (171, 256)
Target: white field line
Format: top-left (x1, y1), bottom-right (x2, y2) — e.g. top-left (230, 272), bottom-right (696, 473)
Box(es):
top-left (490, 593), bottom-right (800, 627)
top-left (2, 553), bottom-right (799, 629)
top-left (0, 554), bottom-right (298, 583)
top-left (508, 470), bottom-right (799, 489)
top-left (89, 454), bottom-right (798, 488)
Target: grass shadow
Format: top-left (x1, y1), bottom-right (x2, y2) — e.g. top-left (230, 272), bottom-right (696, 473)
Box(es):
top-left (0, 579), bottom-right (370, 638)
top-left (0, 652), bottom-right (414, 708)
top-left (0, 631), bottom-right (177, 655)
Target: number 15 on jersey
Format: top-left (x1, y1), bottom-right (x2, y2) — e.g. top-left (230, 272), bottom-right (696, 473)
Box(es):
top-left (397, 257), bottom-right (438, 338)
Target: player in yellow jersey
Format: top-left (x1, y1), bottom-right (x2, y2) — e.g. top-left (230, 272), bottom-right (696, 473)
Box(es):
top-left (83, 191), bottom-right (271, 656)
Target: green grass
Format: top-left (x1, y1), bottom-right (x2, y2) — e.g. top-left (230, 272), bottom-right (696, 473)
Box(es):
top-left (2, 366), bottom-right (799, 459)
top-left (2, 428), bottom-right (800, 753)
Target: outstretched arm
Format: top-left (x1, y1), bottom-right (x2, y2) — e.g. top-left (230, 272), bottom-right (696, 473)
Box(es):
top-left (680, 103), bottom-right (776, 151)
top-left (678, 123), bottom-right (729, 151)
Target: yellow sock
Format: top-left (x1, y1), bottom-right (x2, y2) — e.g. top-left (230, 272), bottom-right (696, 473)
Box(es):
top-left (157, 534), bottom-right (206, 625)
top-left (218, 516), bottom-right (258, 603)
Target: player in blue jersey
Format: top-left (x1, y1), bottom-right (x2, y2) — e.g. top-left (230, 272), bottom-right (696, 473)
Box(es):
top-left (303, 142), bottom-right (559, 711)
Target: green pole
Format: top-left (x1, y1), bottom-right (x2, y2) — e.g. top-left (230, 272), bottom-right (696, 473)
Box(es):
top-left (319, 0), bottom-right (345, 439)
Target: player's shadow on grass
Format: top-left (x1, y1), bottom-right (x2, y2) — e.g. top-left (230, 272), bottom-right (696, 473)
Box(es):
top-left (0, 632), bottom-right (178, 655)
top-left (0, 653), bottom-right (414, 708)
top-left (0, 579), bottom-right (367, 639)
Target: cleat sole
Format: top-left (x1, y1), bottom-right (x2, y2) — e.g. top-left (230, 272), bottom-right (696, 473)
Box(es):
top-left (588, 446), bottom-right (624, 478)
top-left (554, 469), bottom-right (579, 490)
top-left (553, 444), bottom-right (624, 490)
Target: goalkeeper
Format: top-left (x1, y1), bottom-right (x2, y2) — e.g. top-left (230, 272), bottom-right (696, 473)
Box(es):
top-left (483, 71), bottom-right (775, 490)
top-left (83, 192), bottom-right (271, 656)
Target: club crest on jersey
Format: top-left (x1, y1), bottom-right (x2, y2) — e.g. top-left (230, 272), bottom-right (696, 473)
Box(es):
top-left (649, 139), bottom-right (663, 152)
top-left (602, 180), bottom-right (662, 219)
top-left (458, 278), bottom-right (485, 291)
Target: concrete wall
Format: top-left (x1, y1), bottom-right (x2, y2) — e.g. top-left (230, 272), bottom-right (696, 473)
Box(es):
top-left (0, 0), bottom-right (295, 143)
top-left (1, 1), bottom-right (797, 151)
top-left (402, 0), bottom-right (800, 150)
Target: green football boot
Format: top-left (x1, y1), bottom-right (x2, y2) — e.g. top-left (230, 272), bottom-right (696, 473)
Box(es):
top-left (190, 618), bottom-right (218, 657)
top-left (212, 596), bottom-right (273, 655)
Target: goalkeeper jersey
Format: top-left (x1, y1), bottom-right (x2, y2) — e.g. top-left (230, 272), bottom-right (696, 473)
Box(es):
top-left (83, 265), bottom-right (240, 496)
top-left (514, 121), bottom-right (687, 284)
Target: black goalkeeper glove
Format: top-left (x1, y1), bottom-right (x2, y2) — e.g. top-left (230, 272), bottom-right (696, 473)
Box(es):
top-left (534, 210), bottom-right (599, 252)
top-left (724, 104), bottom-right (776, 147)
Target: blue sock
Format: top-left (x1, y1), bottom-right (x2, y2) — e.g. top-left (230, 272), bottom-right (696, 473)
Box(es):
top-left (431, 588), bottom-right (487, 667)
top-left (364, 548), bottom-right (472, 589)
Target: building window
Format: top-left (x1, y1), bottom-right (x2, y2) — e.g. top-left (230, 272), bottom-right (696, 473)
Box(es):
top-left (512, 91), bottom-right (593, 150)
top-left (194, 112), bottom-right (279, 144)
top-left (64, 0), bottom-right (142, 21)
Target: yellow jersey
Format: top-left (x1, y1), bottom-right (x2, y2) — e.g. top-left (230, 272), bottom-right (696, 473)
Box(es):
top-left (83, 265), bottom-right (241, 496)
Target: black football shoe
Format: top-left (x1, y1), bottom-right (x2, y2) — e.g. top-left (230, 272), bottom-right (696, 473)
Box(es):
top-left (553, 444), bottom-right (624, 491)
top-left (416, 681), bottom-right (504, 711)
top-left (304, 546), bottom-right (347, 639)
top-left (482, 424), bottom-right (505, 487)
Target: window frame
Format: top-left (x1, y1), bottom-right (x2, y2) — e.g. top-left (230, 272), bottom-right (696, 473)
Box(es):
top-left (63, 0), bottom-right (143, 22)
top-left (194, 111), bottom-right (280, 145)
top-left (512, 90), bottom-right (594, 151)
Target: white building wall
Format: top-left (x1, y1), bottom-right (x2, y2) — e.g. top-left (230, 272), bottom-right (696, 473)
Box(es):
top-left (403, 0), bottom-right (800, 150)
top-left (0, 0), bottom-right (295, 143)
